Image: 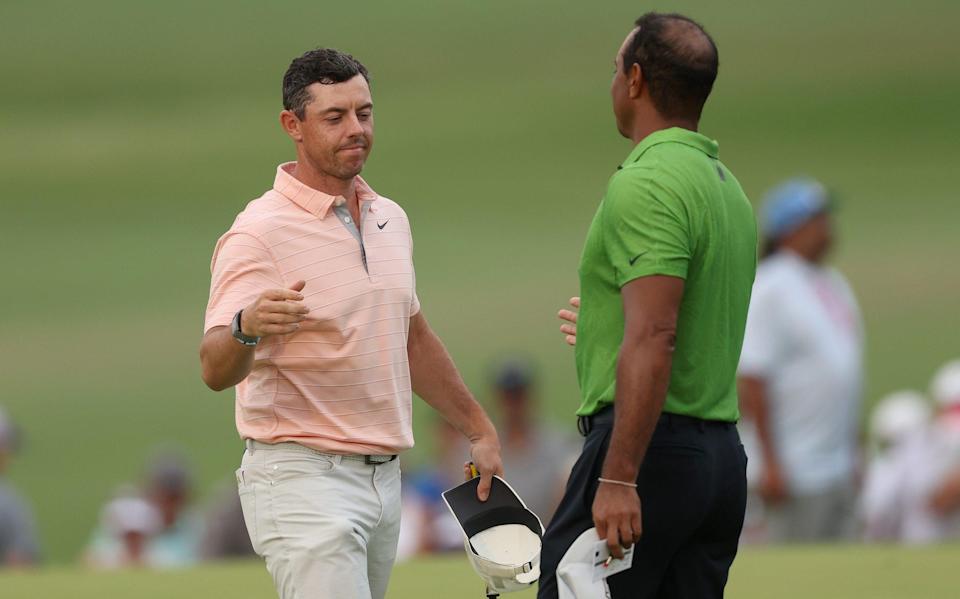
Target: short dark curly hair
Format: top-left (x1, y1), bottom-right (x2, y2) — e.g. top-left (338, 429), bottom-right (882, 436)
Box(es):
top-left (623, 13), bottom-right (718, 119)
top-left (282, 48), bottom-right (370, 119)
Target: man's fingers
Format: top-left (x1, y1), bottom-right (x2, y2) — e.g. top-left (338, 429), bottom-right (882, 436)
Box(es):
top-left (476, 471), bottom-right (492, 502)
top-left (261, 313), bottom-right (306, 325)
top-left (261, 324), bottom-right (300, 335)
top-left (570, 296), bottom-right (580, 308)
top-left (594, 515), bottom-right (607, 542)
top-left (618, 519), bottom-right (634, 550)
top-left (288, 280), bottom-right (306, 292)
top-left (606, 523), bottom-right (624, 559)
top-left (558, 309), bottom-right (578, 324)
top-left (560, 324), bottom-right (577, 336)
top-left (565, 335), bottom-right (576, 346)
top-left (261, 301), bottom-right (310, 315)
top-left (263, 288), bottom-right (305, 302)
top-left (631, 512), bottom-right (642, 543)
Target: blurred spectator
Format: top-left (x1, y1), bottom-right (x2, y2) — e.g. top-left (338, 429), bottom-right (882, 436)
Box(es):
top-left (489, 358), bottom-right (573, 525)
top-left (738, 178), bottom-right (864, 542)
top-left (86, 488), bottom-right (161, 569)
top-left (0, 407), bottom-right (40, 566)
top-left (199, 482), bottom-right (254, 560)
top-left (86, 450), bottom-right (202, 568)
top-left (860, 390), bottom-right (933, 542)
top-left (925, 360), bottom-right (960, 536)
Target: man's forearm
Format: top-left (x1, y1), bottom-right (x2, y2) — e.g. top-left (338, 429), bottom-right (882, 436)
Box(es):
top-left (200, 326), bottom-right (256, 391)
top-left (601, 335), bottom-right (674, 482)
top-left (407, 316), bottom-right (496, 441)
top-left (739, 376), bottom-right (779, 467)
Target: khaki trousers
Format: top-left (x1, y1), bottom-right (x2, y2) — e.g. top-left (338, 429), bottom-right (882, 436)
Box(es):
top-left (236, 441), bottom-right (402, 599)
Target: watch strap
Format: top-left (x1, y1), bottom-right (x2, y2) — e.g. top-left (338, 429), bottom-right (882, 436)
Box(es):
top-left (231, 310), bottom-right (260, 346)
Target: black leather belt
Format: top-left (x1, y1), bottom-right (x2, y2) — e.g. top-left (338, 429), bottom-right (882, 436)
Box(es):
top-left (577, 406), bottom-right (614, 436)
top-left (577, 406), bottom-right (734, 437)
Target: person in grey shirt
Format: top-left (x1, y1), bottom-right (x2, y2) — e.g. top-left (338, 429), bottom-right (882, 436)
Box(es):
top-left (0, 407), bottom-right (40, 566)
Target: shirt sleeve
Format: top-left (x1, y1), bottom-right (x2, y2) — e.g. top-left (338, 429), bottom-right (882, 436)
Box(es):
top-left (601, 169), bottom-right (692, 287)
top-left (738, 282), bottom-right (784, 377)
top-left (204, 231), bottom-right (284, 334)
top-left (408, 219), bottom-right (421, 317)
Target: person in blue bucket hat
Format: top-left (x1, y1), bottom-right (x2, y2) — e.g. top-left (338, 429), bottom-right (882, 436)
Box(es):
top-left (738, 177), bottom-right (865, 543)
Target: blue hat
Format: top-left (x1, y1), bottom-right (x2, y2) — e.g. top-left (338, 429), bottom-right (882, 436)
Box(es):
top-left (493, 359), bottom-right (535, 392)
top-left (760, 178), bottom-right (832, 240)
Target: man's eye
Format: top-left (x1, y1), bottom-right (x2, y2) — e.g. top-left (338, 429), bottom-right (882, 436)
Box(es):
top-left (327, 117), bottom-right (342, 123)
top-left (358, 113), bottom-right (371, 120)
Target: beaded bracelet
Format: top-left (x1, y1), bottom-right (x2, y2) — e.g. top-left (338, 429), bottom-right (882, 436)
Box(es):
top-left (598, 477), bottom-right (638, 488)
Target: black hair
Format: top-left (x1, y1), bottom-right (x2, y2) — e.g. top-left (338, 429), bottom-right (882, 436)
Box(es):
top-left (282, 48), bottom-right (370, 119)
top-left (623, 12), bottom-right (719, 119)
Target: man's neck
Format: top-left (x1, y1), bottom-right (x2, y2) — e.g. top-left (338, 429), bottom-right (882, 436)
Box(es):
top-left (629, 112), bottom-right (699, 145)
top-left (291, 158), bottom-right (356, 200)
top-left (781, 245), bottom-right (825, 266)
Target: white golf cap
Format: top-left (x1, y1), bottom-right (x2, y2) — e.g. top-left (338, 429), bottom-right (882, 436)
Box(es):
top-left (870, 390), bottom-right (930, 445)
top-left (443, 476), bottom-right (544, 597)
top-left (102, 495), bottom-right (161, 537)
top-left (556, 528), bottom-right (609, 599)
top-left (930, 359), bottom-right (960, 408)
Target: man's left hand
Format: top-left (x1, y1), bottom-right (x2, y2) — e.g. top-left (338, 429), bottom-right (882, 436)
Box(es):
top-left (593, 482), bottom-right (642, 559)
top-left (469, 436), bottom-right (504, 502)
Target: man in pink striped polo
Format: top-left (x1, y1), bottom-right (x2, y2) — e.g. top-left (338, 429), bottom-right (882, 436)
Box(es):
top-left (199, 48), bottom-right (502, 599)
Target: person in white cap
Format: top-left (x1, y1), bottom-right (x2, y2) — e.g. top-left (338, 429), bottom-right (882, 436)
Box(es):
top-left (925, 360), bottom-right (960, 537)
top-left (737, 177), bottom-right (864, 542)
top-left (86, 490), bottom-right (162, 569)
top-left (860, 390), bottom-right (933, 542)
top-left (0, 407), bottom-right (40, 567)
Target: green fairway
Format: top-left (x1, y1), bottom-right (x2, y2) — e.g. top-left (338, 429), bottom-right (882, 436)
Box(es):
top-left (1, 546), bottom-right (959, 598)
top-left (1, 0), bottom-right (958, 564)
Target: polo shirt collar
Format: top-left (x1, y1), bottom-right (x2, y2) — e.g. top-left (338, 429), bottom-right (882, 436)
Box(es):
top-left (273, 162), bottom-right (379, 218)
top-left (620, 127), bottom-right (719, 168)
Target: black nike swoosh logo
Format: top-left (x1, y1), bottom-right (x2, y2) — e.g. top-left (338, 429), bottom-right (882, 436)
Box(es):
top-left (377, 220), bottom-right (389, 230)
top-left (629, 251), bottom-right (648, 266)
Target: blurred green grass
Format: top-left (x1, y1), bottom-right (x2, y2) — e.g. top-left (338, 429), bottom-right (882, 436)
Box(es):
top-left (0, 0), bottom-right (957, 562)
top-left (1, 545), bottom-right (959, 598)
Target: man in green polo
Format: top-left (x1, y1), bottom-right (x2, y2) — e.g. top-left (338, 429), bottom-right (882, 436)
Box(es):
top-left (538, 13), bottom-right (757, 599)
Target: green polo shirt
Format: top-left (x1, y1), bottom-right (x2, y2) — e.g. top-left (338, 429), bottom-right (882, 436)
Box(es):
top-left (574, 127), bottom-right (757, 421)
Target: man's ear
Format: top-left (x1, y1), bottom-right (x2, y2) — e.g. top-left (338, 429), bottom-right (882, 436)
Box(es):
top-left (628, 63), bottom-right (643, 99)
top-left (279, 109), bottom-right (304, 142)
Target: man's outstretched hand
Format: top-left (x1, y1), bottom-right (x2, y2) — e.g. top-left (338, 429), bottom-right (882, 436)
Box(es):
top-left (240, 280), bottom-right (310, 337)
top-left (558, 296), bottom-right (580, 346)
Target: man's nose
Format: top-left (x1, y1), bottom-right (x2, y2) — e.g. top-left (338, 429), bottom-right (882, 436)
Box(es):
top-left (345, 112), bottom-right (365, 137)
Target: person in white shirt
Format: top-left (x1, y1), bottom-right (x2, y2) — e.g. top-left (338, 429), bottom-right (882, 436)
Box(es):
top-left (738, 178), bottom-right (864, 542)
top-left (860, 390), bottom-right (933, 542)
top-left (925, 360), bottom-right (960, 537)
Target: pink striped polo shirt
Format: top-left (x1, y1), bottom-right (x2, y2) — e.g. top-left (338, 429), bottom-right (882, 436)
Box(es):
top-left (204, 162), bottom-right (420, 454)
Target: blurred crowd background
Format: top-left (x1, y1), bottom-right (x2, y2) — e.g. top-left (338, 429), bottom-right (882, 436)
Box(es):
top-left (1, 0), bottom-right (957, 573)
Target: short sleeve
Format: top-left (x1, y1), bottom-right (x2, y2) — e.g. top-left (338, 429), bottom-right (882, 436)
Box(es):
top-left (408, 219), bottom-right (421, 317)
top-left (204, 232), bottom-right (284, 333)
top-left (602, 170), bottom-right (691, 287)
top-left (738, 283), bottom-right (784, 377)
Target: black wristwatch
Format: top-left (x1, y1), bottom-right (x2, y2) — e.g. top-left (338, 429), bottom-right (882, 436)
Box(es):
top-left (232, 310), bottom-right (260, 346)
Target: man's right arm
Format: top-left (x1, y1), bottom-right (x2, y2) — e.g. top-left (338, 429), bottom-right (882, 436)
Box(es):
top-left (739, 375), bottom-right (788, 503)
top-left (200, 281), bottom-right (308, 391)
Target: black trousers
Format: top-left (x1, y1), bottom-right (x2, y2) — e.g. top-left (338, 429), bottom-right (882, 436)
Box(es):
top-left (537, 408), bottom-right (747, 599)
